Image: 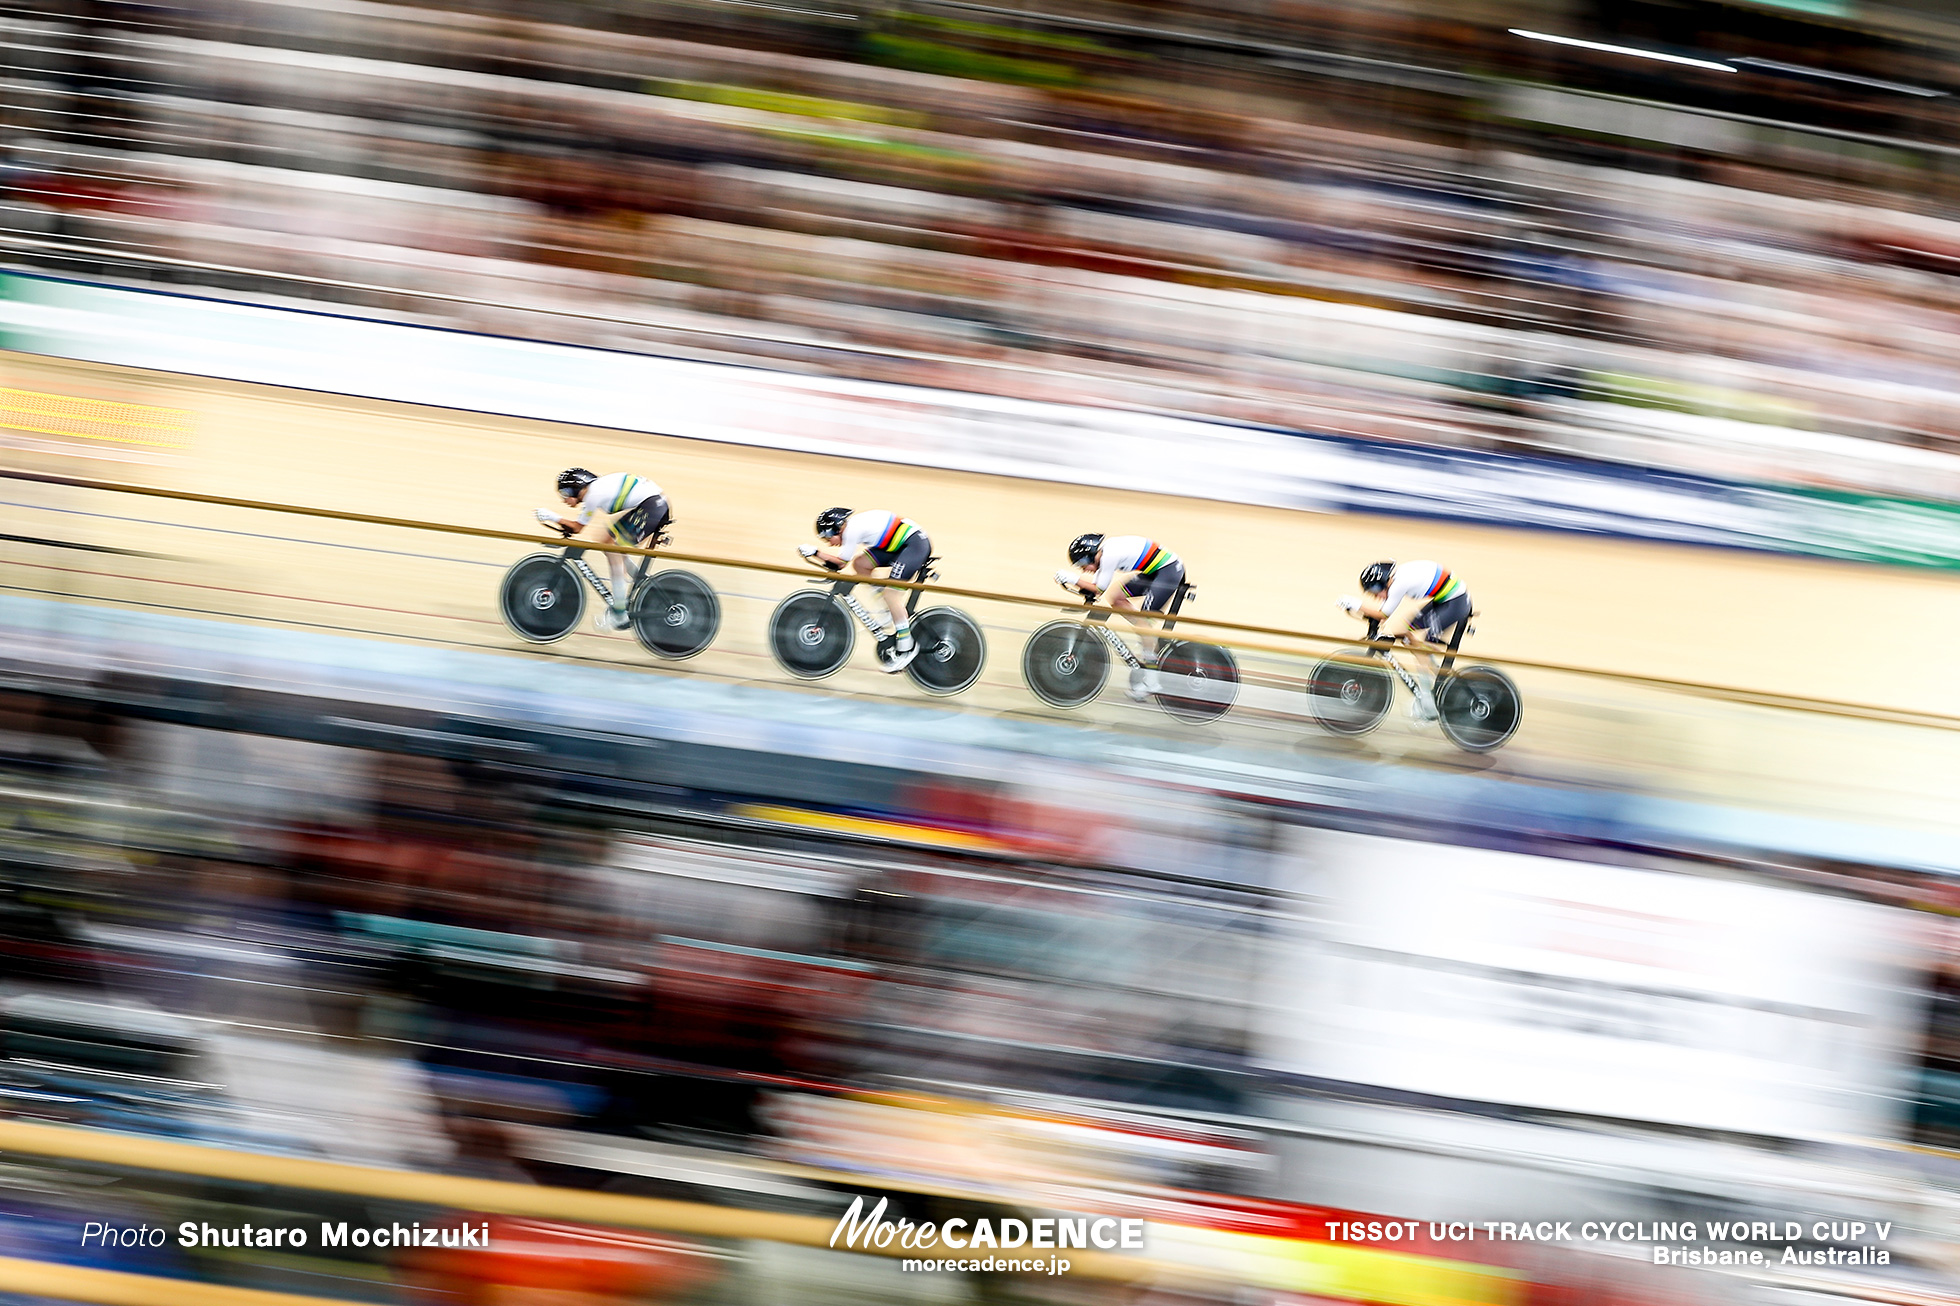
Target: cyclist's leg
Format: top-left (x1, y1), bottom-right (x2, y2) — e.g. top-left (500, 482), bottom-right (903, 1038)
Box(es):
top-left (1403, 628), bottom-right (1444, 674)
top-left (846, 551), bottom-right (911, 671)
top-left (609, 503), bottom-right (657, 593)
top-left (881, 535), bottom-right (932, 651)
top-left (847, 551), bottom-right (887, 609)
top-left (604, 555), bottom-right (634, 606)
top-left (1115, 563), bottom-right (1181, 662)
top-left (1107, 588), bottom-right (1152, 654)
top-left (1110, 565), bottom-right (1172, 700)
top-left (572, 507), bottom-right (636, 622)
top-left (1404, 593), bottom-right (1469, 716)
top-left (568, 513), bottom-right (627, 603)
top-left (1408, 593), bottom-right (1471, 671)
top-left (622, 497), bottom-right (668, 589)
top-left (846, 550), bottom-right (902, 630)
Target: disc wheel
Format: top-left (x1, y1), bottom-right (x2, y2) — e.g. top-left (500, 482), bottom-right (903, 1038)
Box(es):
top-left (906, 607), bottom-right (986, 696)
top-left (1154, 640), bottom-right (1239, 725)
top-left (1307, 651), bottom-right (1393, 736)
top-left (1435, 665), bottom-right (1522, 753)
top-left (630, 569), bottom-right (720, 660)
top-left (499, 553), bottom-right (585, 644)
top-left (769, 591), bottom-right (854, 680)
top-left (1022, 619), bottom-right (1109, 709)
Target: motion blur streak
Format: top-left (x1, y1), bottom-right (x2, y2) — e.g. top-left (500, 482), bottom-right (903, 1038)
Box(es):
top-left (5, 0), bottom-right (1960, 1303)
top-left (0, 493), bottom-right (1955, 1302)
top-left (10, 0), bottom-right (1960, 491)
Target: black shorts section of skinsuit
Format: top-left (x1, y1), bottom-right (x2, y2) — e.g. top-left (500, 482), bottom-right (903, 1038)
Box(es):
top-left (868, 532), bottom-right (932, 582)
top-left (1121, 559), bottom-right (1184, 610)
top-left (613, 495), bottom-right (671, 543)
top-left (1415, 589), bottom-right (1471, 640)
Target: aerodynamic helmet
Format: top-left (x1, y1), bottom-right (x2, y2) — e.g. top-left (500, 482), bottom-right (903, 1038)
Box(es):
top-left (557, 467), bottom-right (597, 498)
top-left (1067, 533), bottom-right (1104, 565)
top-left (1359, 560), bottom-right (1395, 595)
top-left (815, 506), bottom-right (852, 539)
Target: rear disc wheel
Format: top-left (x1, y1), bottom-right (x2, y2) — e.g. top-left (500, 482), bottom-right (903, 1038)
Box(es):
top-left (906, 607), bottom-right (986, 696)
top-left (1435, 665), bottom-right (1521, 753)
top-left (631, 569), bottom-right (720, 660)
top-left (1154, 640), bottom-right (1239, 724)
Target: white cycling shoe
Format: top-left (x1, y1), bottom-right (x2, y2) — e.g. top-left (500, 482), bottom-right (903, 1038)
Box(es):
top-left (1127, 666), bottom-right (1163, 702)
top-left (594, 606), bottom-right (631, 633)
top-left (1408, 691), bottom-right (1439, 723)
top-left (881, 637), bottom-right (918, 673)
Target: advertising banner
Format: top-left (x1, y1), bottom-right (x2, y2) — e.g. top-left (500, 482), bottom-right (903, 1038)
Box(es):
top-left (1260, 830), bottom-right (1930, 1138)
top-left (5, 271), bottom-right (1958, 568)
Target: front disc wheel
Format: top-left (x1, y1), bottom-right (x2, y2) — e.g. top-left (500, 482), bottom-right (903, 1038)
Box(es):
top-left (1022, 619), bottom-right (1109, 709)
top-left (769, 591), bottom-right (854, 680)
top-left (1307, 652), bottom-right (1392, 736)
top-left (499, 553), bottom-right (585, 644)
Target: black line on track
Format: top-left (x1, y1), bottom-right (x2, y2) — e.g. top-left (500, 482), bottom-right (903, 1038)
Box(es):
top-left (0, 533), bottom-right (158, 558)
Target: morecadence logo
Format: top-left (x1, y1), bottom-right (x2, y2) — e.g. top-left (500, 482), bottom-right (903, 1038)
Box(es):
top-left (829, 1195), bottom-right (1145, 1275)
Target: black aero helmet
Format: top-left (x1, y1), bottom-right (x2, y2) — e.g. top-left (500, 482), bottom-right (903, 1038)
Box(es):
top-left (1360, 560), bottom-right (1395, 594)
top-left (1067, 533), bottom-right (1104, 565)
top-left (815, 506), bottom-right (852, 538)
top-left (557, 467), bottom-right (597, 497)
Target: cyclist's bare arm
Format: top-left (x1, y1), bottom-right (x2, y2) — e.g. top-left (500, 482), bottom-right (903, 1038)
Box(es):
top-left (1351, 596), bottom-right (1394, 623)
top-left (1341, 599), bottom-right (1411, 641)
top-left (1339, 597), bottom-right (1420, 649)
top-left (572, 517), bottom-right (618, 543)
top-left (810, 544), bottom-right (859, 570)
top-left (1056, 566), bottom-right (1094, 595)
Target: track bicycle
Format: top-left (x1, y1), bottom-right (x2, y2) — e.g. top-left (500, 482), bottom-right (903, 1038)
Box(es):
top-left (1021, 579), bottom-right (1239, 725)
top-left (1306, 615), bottom-right (1520, 753)
top-left (498, 521), bottom-right (720, 660)
top-left (767, 556), bottom-right (986, 696)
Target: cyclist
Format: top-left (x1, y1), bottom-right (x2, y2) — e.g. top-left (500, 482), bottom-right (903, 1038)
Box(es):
top-left (536, 468), bottom-right (671, 632)
top-left (798, 507), bottom-right (928, 672)
top-left (1338, 560), bottom-right (1471, 721)
top-left (1054, 534), bottom-right (1182, 701)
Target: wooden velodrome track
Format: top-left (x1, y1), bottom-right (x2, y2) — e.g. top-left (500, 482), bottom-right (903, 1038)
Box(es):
top-left (4, 351), bottom-right (1958, 837)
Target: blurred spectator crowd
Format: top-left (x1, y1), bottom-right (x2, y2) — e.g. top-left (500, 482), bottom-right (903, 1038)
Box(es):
top-left (3, 651), bottom-right (1958, 1299)
top-left (0, 672), bottom-right (1269, 1181)
top-left (10, 0), bottom-right (1960, 494)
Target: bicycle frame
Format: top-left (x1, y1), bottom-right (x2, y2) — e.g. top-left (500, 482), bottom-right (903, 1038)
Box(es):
top-left (1078, 579), bottom-right (1195, 668)
top-left (833, 581), bottom-right (891, 636)
top-left (553, 505), bottom-right (673, 606)
top-left (1085, 618), bottom-right (1144, 670)
top-left (562, 545), bottom-right (649, 610)
top-left (1364, 613), bottom-right (1470, 697)
top-left (816, 557), bottom-right (939, 635)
